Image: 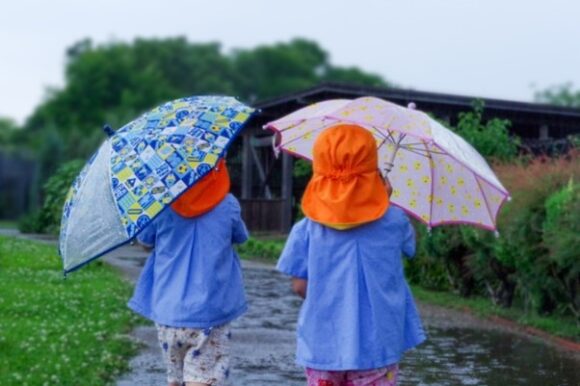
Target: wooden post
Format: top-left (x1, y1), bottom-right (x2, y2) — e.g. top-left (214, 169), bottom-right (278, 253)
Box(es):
top-left (241, 131), bottom-right (253, 199)
top-left (281, 152), bottom-right (294, 233)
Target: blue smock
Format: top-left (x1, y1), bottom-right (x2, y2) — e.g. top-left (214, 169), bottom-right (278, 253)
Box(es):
top-left (277, 205), bottom-right (426, 370)
top-left (128, 193), bottom-right (248, 328)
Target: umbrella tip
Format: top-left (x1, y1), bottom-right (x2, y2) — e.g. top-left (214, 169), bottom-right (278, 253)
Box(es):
top-left (407, 102), bottom-right (417, 110)
top-left (103, 124), bottom-right (115, 137)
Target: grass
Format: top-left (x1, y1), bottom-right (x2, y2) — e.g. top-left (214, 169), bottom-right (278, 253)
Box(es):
top-left (236, 237), bottom-right (285, 261)
top-left (410, 285), bottom-right (579, 341)
top-left (0, 236), bottom-right (142, 385)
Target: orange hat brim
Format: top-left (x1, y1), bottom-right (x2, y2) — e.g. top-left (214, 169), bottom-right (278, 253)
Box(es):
top-left (171, 159), bottom-right (230, 218)
top-left (301, 171), bottom-right (389, 227)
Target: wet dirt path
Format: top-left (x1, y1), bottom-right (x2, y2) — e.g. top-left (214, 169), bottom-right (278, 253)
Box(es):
top-left (107, 245), bottom-right (578, 386)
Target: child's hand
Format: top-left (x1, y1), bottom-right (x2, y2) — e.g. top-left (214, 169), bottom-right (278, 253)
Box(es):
top-left (292, 278), bottom-right (307, 299)
top-left (137, 242), bottom-right (154, 253)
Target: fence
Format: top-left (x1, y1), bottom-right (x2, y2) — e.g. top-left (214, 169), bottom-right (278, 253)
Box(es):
top-left (0, 151), bottom-right (38, 220)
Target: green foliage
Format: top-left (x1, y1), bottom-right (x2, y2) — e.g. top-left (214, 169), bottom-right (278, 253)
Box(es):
top-left (18, 159), bottom-right (84, 234)
top-left (408, 150), bottom-right (580, 319)
top-left (236, 237), bottom-right (286, 260)
top-left (535, 82), bottom-right (580, 108)
top-left (293, 159), bottom-right (313, 179)
top-left (0, 117), bottom-right (18, 144)
top-left (453, 100), bottom-right (519, 162)
top-left (19, 37), bottom-right (390, 182)
top-left (543, 181), bottom-right (580, 317)
top-left (0, 236), bottom-right (141, 385)
top-left (404, 224), bottom-right (451, 291)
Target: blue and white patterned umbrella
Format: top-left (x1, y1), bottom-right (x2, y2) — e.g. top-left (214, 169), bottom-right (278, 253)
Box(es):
top-left (59, 96), bottom-right (255, 274)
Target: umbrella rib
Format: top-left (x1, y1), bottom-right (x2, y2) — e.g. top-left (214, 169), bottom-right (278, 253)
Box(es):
top-left (276, 119), bottom-right (307, 133)
top-left (423, 139), bottom-right (435, 227)
top-left (278, 119), bottom-right (338, 149)
top-left (401, 145), bottom-right (448, 156)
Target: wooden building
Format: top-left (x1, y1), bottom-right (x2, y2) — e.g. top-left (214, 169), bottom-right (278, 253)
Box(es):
top-left (234, 82), bottom-right (580, 234)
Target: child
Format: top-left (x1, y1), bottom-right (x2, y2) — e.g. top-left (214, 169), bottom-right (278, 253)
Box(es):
top-left (277, 125), bottom-right (426, 386)
top-left (128, 159), bottom-right (249, 386)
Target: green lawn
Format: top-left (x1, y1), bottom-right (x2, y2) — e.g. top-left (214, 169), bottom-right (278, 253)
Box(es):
top-left (0, 236), bottom-right (141, 385)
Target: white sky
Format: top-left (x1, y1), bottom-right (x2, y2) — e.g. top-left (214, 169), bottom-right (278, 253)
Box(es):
top-left (1, 0), bottom-right (579, 124)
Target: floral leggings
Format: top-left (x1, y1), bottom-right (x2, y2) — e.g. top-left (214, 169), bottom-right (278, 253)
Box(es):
top-left (156, 323), bottom-right (231, 385)
top-left (306, 364), bottom-right (399, 386)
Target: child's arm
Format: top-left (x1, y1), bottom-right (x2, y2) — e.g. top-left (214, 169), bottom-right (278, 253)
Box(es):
top-left (231, 197), bottom-right (249, 244)
top-left (292, 278), bottom-right (307, 299)
top-left (276, 221), bottom-right (309, 297)
top-left (136, 219), bottom-right (157, 252)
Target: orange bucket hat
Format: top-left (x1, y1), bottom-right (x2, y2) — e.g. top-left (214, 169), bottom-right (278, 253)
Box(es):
top-left (171, 158), bottom-right (230, 218)
top-left (301, 124), bottom-right (390, 229)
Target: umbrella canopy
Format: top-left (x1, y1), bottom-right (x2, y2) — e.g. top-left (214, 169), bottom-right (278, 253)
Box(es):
top-left (265, 96), bottom-right (510, 231)
top-left (60, 96), bottom-right (255, 273)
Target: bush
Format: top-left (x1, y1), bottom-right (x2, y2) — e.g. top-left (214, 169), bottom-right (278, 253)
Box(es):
top-left (18, 159), bottom-right (85, 234)
top-left (408, 149), bottom-right (580, 318)
top-left (452, 100), bottom-right (519, 162)
top-left (543, 182), bottom-right (580, 318)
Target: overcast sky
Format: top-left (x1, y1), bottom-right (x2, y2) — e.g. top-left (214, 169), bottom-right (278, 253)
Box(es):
top-left (1, 0), bottom-right (579, 124)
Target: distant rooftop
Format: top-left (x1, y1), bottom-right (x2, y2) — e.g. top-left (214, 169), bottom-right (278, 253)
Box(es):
top-left (252, 82), bottom-right (580, 141)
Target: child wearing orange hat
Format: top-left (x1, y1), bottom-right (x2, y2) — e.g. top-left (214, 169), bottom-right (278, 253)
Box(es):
top-left (128, 159), bottom-right (249, 386)
top-left (277, 125), bottom-right (426, 386)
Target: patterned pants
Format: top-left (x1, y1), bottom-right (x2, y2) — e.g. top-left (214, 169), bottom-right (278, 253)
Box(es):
top-left (156, 323), bottom-right (231, 385)
top-left (306, 364), bottom-right (399, 386)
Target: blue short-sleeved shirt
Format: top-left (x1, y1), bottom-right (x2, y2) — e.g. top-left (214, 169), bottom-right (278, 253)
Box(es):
top-left (128, 193), bottom-right (249, 328)
top-left (277, 206), bottom-right (426, 370)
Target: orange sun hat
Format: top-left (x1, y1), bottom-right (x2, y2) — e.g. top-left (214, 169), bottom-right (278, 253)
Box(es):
top-left (171, 158), bottom-right (230, 218)
top-left (301, 124), bottom-right (390, 229)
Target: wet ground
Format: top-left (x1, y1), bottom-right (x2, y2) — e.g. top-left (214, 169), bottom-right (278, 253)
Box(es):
top-left (106, 245), bottom-right (579, 386)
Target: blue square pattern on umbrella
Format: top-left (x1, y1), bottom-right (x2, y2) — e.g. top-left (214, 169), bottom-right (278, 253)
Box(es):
top-left (175, 162), bottom-right (191, 178)
top-left (187, 126), bottom-right (205, 139)
top-left (168, 134), bottom-right (185, 144)
top-left (114, 184), bottom-right (129, 200)
top-left (132, 185), bottom-right (148, 197)
top-left (135, 140), bottom-right (148, 154)
top-left (126, 178), bottom-right (138, 188)
top-left (118, 192), bottom-right (137, 210)
top-left (138, 193), bottom-right (156, 209)
top-left (155, 163), bottom-right (172, 179)
top-left (163, 173), bottom-right (178, 188)
top-left (146, 153), bottom-right (165, 170)
top-left (166, 151), bottom-right (185, 168)
top-left (195, 120), bottom-right (212, 131)
top-left (143, 175), bottom-right (159, 188)
top-left (135, 164), bottom-right (153, 181)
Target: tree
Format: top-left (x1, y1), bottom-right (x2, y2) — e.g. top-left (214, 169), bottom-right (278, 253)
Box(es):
top-left (21, 37), bottom-right (391, 178)
top-left (534, 82), bottom-right (580, 108)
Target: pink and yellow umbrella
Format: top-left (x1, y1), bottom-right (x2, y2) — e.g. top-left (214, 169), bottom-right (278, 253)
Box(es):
top-left (264, 96), bottom-right (510, 231)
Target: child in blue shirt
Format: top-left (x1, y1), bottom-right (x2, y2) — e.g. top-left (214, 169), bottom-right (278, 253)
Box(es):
top-left (277, 125), bottom-right (426, 386)
top-left (129, 159), bottom-right (248, 386)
